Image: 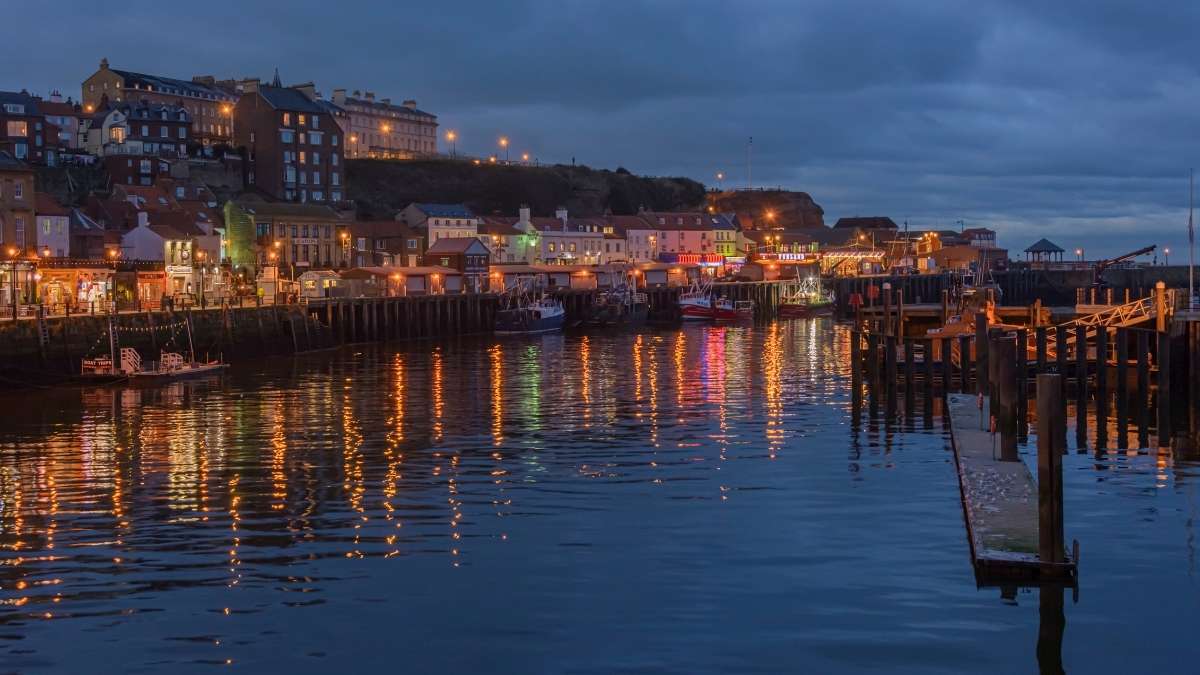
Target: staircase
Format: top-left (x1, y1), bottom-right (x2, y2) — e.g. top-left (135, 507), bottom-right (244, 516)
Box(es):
top-left (1044, 296), bottom-right (1155, 359)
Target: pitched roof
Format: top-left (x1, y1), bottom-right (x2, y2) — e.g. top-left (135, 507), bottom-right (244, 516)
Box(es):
top-left (236, 199), bottom-right (344, 220)
top-left (0, 91), bottom-right (41, 115)
top-left (1024, 238), bottom-right (1064, 254)
top-left (833, 216), bottom-right (898, 230)
top-left (109, 68), bottom-right (235, 101)
top-left (603, 214), bottom-right (654, 234)
top-left (478, 216), bottom-right (522, 236)
top-left (348, 220), bottom-right (420, 239)
top-left (425, 237), bottom-right (490, 254)
top-left (412, 203), bottom-right (474, 218)
top-left (806, 228), bottom-right (858, 247)
top-left (641, 211), bottom-right (715, 231)
top-left (256, 85), bottom-right (327, 114)
top-left (339, 95), bottom-right (436, 119)
top-left (0, 150), bottom-right (30, 171)
top-left (35, 193), bottom-right (71, 216)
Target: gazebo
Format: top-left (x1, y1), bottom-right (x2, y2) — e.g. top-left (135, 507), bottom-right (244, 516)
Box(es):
top-left (1024, 238), bottom-right (1065, 265)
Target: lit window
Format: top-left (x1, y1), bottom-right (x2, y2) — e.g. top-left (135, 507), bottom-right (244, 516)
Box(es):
top-left (6, 120), bottom-right (27, 136)
top-left (283, 112), bottom-right (291, 126)
top-left (298, 114), bottom-right (306, 126)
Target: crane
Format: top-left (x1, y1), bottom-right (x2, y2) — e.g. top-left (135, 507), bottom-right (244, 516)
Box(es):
top-left (1093, 245), bottom-right (1155, 287)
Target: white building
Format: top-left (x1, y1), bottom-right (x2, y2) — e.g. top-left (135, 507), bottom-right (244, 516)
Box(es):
top-left (400, 203), bottom-right (478, 244)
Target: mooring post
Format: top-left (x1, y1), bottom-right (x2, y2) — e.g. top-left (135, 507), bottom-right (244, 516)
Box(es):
top-left (1076, 324), bottom-right (1089, 447)
top-left (922, 337), bottom-right (934, 401)
top-left (1037, 373), bottom-right (1066, 565)
top-left (959, 334), bottom-right (972, 392)
top-left (1055, 325), bottom-right (1068, 397)
top-left (941, 289), bottom-right (949, 324)
top-left (1036, 326), bottom-right (1048, 374)
top-left (1155, 281), bottom-right (1167, 333)
top-left (885, 333), bottom-right (898, 409)
top-left (941, 336), bottom-right (953, 394)
top-left (1017, 328), bottom-right (1029, 427)
top-left (975, 312), bottom-right (989, 395)
top-left (851, 330), bottom-right (862, 384)
top-left (996, 335), bottom-right (1019, 461)
top-left (867, 332), bottom-right (879, 384)
top-left (882, 284), bottom-right (892, 336)
top-left (1137, 329), bottom-right (1151, 447)
top-left (1116, 326), bottom-right (1129, 448)
top-left (1158, 330), bottom-right (1171, 446)
top-left (1096, 327), bottom-right (1109, 449)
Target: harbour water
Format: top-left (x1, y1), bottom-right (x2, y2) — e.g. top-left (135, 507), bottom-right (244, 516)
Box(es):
top-left (0, 320), bottom-right (1197, 673)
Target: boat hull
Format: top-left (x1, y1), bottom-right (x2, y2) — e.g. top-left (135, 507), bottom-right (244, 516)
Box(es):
top-left (495, 310), bottom-right (565, 335)
top-left (779, 302), bottom-right (833, 318)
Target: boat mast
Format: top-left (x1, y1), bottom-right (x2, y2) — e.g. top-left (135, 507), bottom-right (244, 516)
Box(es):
top-left (1190, 168), bottom-right (1195, 311)
top-left (185, 312), bottom-right (196, 362)
top-left (107, 313), bottom-right (116, 371)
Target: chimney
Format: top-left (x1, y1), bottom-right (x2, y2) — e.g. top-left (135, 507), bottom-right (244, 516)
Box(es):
top-left (137, 211), bottom-right (149, 228)
top-left (293, 82), bottom-right (317, 100)
top-left (519, 205), bottom-right (531, 224)
top-left (402, 99), bottom-right (417, 110)
top-left (332, 88), bottom-right (346, 105)
top-left (49, 90), bottom-right (63, 103)
top-left (381, 98), bottom-right (391, 106)
top-left (100, 57), bottom-right (109, 70)
top-left (364, 91), bottom-right (375, 101)
top-left (241, 78), bottom-right (260, 94)
top-left (556, 206), bottom-right (568, 232)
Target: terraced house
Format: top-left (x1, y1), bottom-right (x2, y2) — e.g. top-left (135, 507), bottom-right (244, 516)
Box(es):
top-left (331, 89), bottom-right (438, 159)
top-left (234, 81), bottom-right (345, 204)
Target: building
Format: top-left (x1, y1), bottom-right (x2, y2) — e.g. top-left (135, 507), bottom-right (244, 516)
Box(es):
top-left (423, 237), bottom-right (491, 292)
top-left (346, 220), bottom-right (425, 267)
top-left (81, 101), bottom-right (191, 159)
top-left (81, 59), bottom-right (237, 146)
top-left (120, 212), bottom-right (204, 296)
top-left (331, 90), bottom-right (437, 159)
top-left (35, 193), bottom-right (71, 257)
top-left (232, 197), bottom-right (350, 275)
top-left (234, 81), bottom-right (345, 204)
top-left (0, 151), bottom-right (35, 253)
top-left (38, 92), bottom-right (86, 150)
top-left (0, 90), bottom-right (57, 165)
top-left (400, 203), bottom-right (479, 243)
top-left (479, 214), bottom-right (537, 264)
top-left (512, 207), bottom-right (605, 265)
top-left (711, 213), bottom-right (739, 260)
top-left (833, 216), bottom-right (898, 230)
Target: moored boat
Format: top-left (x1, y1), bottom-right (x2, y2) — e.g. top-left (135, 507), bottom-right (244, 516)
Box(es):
top-left (495, 296), bottom-right (566, 335)
top-left (779, 275), bottom-right (835, 318)
top-left (678, 281), bottom-right (752, 321)
top-left (585, 286), bottom-right (648, 327)
top-left (80, 315), bottom-right (227, 383)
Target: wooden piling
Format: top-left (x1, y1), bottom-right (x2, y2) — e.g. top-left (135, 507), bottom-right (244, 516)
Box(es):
top-left (1095, 327), bottom-right (1108, 448)
top-left (941, 336), bottom-right (953, 394)
top-left (995, 335), bottom-right (1019, 461)
top-left (1158, 331), bottom-right (1171, 445)
top-left (1036, 373), bottom-right (1066, 566)
top-left (1075, 324), bottom-right (1088, 447)
top-left (974, 312), bottom-right (988, 395)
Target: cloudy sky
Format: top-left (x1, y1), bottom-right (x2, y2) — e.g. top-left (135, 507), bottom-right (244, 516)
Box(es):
top-left (7, 0), bottom-right (1199, 257)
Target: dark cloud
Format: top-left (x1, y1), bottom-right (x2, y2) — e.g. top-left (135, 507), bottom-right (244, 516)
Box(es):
top-left (5, 0), bottom-right (1199, 256)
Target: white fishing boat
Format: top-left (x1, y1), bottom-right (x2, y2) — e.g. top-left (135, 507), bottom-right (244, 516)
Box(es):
top-left (81, 315), bottom-right (228, 382)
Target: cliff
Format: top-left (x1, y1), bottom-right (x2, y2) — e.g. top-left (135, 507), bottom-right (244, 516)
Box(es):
top-left (346, 159), bottom-right (707, 219)
top-left (707, 189), bottom-right (825, 229)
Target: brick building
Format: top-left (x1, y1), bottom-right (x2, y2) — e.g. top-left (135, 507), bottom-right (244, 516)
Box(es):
top-left (234, 81), bottom-right (345, 204)
top-left (81, 58), bottom-right (237, 147)
top-left (0, 151), bottom-right (35, 253)
top-left (81, 101), bottom-right (190, 160)
top-left (0, 91), bottom-right (58, 165)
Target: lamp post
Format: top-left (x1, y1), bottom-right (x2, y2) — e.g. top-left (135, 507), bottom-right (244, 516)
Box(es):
top-left (445, 130), bottom-right (457, 158)
top-left (521, 152), bottom-right (529, 164)
top-left (6, 246), bottom-right (18, 319)
top-left (222, 103), bottom-right (234, 149)
top-left (1164, 247), bottom-right (1170, 266)
top-left (196, 249), bottom-right (207, 306)
top-left (340, 231), bottom-right (351, 268)
top-left (499, 136), bottom-right (509, 163)
top-left (1076, 248), bottom-right (1084, 263)
top-left (648, 234), bottom-right (657, 262)
top-left (716, 171), bottom-right (724, 191)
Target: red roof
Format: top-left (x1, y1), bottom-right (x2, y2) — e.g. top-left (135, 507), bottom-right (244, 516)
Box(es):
top-left (35, 193), bottom-right (71, 216)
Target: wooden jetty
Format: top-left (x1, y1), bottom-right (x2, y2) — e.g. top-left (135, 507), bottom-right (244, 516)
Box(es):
top-left (946, 390), bottom-right (1076, 583)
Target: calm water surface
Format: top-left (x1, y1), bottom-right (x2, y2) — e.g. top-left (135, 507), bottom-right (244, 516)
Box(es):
top-left (0, 321), bottom-right (1197, 673)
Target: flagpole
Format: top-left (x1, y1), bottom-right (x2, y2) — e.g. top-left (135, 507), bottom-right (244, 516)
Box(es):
top-left (1190, 168), bottom-right (1195, 311)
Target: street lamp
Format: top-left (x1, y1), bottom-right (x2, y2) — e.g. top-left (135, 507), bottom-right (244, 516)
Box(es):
top-left (1165, 247), bottom-right (1171, 266)
top-left (521, 152), bottom-right (529, 163)
top-left (196, 249), bottom-right (207, 304)
top-left (6, 246), bottom-right (18, 319)
top-left (498, 136), bottom-right (509, 163)
top-left (716, 171), bottom-right (724, 190)
top-left (446, 130), bottom-right (457, 157)
top-left (340, 231), bottom-right (350, 267)
top-left (1076, 248), bottom-right (1084, 262)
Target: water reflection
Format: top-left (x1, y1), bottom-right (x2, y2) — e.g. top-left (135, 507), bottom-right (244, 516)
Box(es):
top-left (0, 321), bottom-right (1195, 672)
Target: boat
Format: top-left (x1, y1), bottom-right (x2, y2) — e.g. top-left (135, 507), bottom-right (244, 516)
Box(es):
top-left (678, 280), bottom-right (753, 321)
top-left (585, 285), bottom-right (648, 327)
top-left (779, 275), bottom-right (835, 318)
top-left (81, 315), bottom-right (227, 382)
top-left (495, 290), bottom-right (566, 335)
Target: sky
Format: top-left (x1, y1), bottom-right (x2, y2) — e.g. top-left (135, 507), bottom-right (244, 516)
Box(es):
top-left (5, 0), bottom-right (1200, 258)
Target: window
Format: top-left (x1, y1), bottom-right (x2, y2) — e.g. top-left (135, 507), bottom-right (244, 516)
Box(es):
top-left (42, 218), bottom-right (51, 235)
top-left (299, 133), bottom-right (306, 144)
top-left (13, 182), bottom-right (22, 199)
top-left (356, 237), bottom-right (366, 251)
top-left (313, 171), bottom-right (321, 185)
top-left (281, 130), bottom-right (294, 143)
top-left (6, 120), bottom-right (27, 137)
top-left (276, 224), bottom-right (285, 237)
top-left (331, 191), bottom-right (342, 201)
top-left (283, 112), bottom-right (291, 126)
top-left (312, 152), bottom-right (320, 165)
top-left (14, 217), bottom-right (25, 247)
top-left (323, 225), bottom-right (331, 239)
top-left (13, 143), bottom-right (26, 159)
top-left (332, 154), bottom-right (339, 166)
top-left (284, 166), bottom-right (296, 183)
top-left (312, 116), bottom-right (319, 129)
top-left (141, 125), bottom-right (149, 136)
top-left (569, 243), bottom-right (577, 252)
top-left (299, 171), bottom-right (306, 185)
top-left (110, 126), bottom-right (126, 143)
top-left (299, 151), bottom-right (306, 164)
top-left (310, 131), bottom-right (322, 145)
top-left (407, 239), bottom-right (416, 250)
top-left (331, 172), bottom-right (339, 186)
top-left (298, 114), bottom-right (306, 126)
top-left (160, 126), bottom-right (168, 138)
top-left (178, 127), bottom-right (186, 139)
top-left (331, 135), bottom-right (338, 146)
top-left (548, 243), bottom-right (556, 253)
top-left (3, 103), bottom-right (25, 115)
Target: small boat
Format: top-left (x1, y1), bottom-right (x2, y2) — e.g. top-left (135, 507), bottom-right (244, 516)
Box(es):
top-left (779, 275), bottom-right (835, 318)
top-left (496, 294), bottom-right (566, 335)
top-left (585, 285), bottom-right (649, 327)
top-left (679, 281), bottom-right (752, 321)
top-left (81, 315), bottom-right (227, 382)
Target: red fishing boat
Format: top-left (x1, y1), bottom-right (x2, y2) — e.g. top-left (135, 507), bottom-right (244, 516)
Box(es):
top-left (678, 282), bottom-right (753, 321)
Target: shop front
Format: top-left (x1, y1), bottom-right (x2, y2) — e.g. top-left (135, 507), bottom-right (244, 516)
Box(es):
top-left (36, 266), bottom-right (113, 314)
top-left (0, 258), bottom-right (40, 318)
top-left (166, 265), bottom-right (194, 298)
top-left (136, 270), bottom-right (168, 310)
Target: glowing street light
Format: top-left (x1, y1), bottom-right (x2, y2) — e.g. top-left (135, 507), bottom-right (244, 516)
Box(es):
top-left (716, 171), bottom-right (724, 190)
top-left (1076, 248), bottom-right (1084, 262)
top-left (498, 136), bottom-right (509, 162)
top-left (445, 130), bottom-right (457, 157)
top-left (1165, 247), bottom-right (1171, 266)
top-left (521, 152), bottom-right (530, 163)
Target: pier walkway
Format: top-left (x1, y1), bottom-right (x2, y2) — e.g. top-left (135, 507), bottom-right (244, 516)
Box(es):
top-left (946, 393), bottom-right (1076, 583)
